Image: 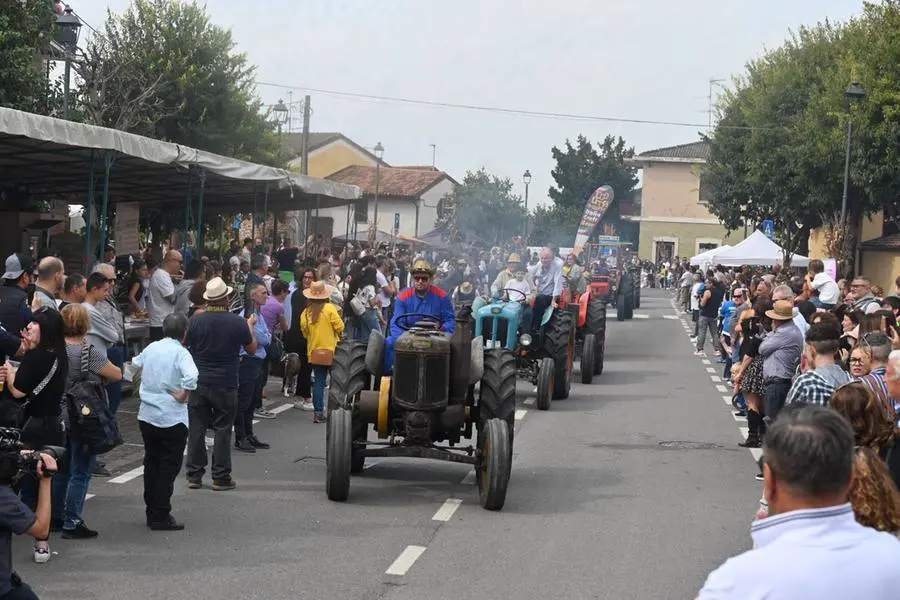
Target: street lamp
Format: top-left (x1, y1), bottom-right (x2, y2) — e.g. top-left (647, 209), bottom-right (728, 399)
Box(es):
top-left (523, 169), bottom-right (532, 240)
top-left (840, 82), bottom-right (866, 222)
top-left (373, 142), bottom-right (384, 231)
top-left (55, 7), bottom-right (82, 120)
top-left (272, 99), bottom-right (289, 134)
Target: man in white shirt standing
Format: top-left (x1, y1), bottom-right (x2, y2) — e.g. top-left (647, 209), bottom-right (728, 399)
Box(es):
top-left (148, 250), bottom-right (181, 341)
top-left (697, 405), bottom-right (900, 599)
top-left (806, 259), bottom-right (840, 310)
top-left (772, 284), bottom-right (808, 337)
top-left (375, 256), bottom-right (395, 329)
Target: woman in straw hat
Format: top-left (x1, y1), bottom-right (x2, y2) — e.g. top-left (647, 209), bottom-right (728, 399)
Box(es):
top-left (300, 281), bottom-right (344, 423)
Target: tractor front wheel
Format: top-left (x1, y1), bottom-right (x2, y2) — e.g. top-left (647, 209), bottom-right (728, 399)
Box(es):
top-left (477, 418), bottom-right (511, 511)
top-left (535, 357), bottom-right (554, 411)
top-left (326, 408), bottom-right (352, 501)
top-left (545, 309), bottom-right (574, 399)
top-left (581, 333), bottom-right (595, 384)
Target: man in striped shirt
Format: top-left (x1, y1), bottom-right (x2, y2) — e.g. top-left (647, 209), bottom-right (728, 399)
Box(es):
top-left (785, 323), bottom-right (851, 407)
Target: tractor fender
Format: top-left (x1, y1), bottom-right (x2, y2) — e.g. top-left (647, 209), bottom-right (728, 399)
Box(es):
top-left (469, 336), bottom-right (485, 385)
top-left (578, 292), bottom-right (589, 329)
top-left (540, 303), bottom-right (555, 328)
top-left (365, 329), bottom-right (385, 379)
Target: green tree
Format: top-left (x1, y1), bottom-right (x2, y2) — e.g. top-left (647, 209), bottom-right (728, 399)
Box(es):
top-left (0, 0), bottom-right (55, 112)
top-left (80, 0), bottom-right (283, 165)
top-left (435, 168), bottom-right (526, 246)
top-left (540, 134), bottom-right (639, 246)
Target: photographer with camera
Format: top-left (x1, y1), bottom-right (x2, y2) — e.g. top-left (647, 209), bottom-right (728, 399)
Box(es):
top-left (0, 309), bottom-right (67, 564)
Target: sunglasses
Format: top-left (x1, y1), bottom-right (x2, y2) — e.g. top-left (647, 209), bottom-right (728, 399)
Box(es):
top-left (849, 357), bottom-right (864, 364)
top-left (413, 275), bottom-right (430, 282)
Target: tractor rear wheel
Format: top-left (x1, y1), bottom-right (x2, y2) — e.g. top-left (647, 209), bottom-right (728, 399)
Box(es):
top-left (326, 408), bottom-right (352, 501)
top-left (544, 309), bottom-right (574, 399)
top-left (477, 418), bottom-right (511, 511)
top-left (581, 333), bottom-right (595, 384)
top-left (535, 357), bottom-right (553, 411)
top-left (621, 272), bottom-right (635, 320)
top-left (633, 275), bottom-right (642, 309)
top-left (328, 341), bottom-right (370, 411)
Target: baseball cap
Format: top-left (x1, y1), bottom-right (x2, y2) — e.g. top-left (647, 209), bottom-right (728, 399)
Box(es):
top-left (2, 253), bottom-right (35, 280)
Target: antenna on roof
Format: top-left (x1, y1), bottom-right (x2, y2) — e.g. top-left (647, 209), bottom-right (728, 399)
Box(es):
top-left (429, 144), bottom-right (436, 168)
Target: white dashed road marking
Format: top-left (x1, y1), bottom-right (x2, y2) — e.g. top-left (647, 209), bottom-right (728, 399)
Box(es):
top-left (432, 498), bottom-right (463, 522)
top-left (706, 367), bottom-right (716, 373)
top-left (386, 545), bottom-right (427, 576)
top-left (722, 395), bottom-right (733, 405)
top-left (739, 427), bottom-right (749, 439)
top-left (109, 466), bottom-right (144, 484)
top-left (633, 314), bottom-right (649, 319)
top-left (270, 404), bottom-right (293, 415)
top-left (663, 315), bottom-right (679, 320)
top-left (716, 384), bottom-right (729, 393)
top-left (514, 409), bottom-right (527, 420)
top-left (523, 397), bottom-right (535, 406)
top-left (701, 359), bottom-right (711, 365)
top-left (461, 470), bottom-right (476, 485)
top-left (750, 448), bottom-right (763, 462)
top-left (710, 375), bottom-right (722, 382)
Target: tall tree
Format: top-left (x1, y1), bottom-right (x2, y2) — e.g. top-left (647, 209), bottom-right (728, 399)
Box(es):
top-left (80, 0), bottom-right (283, 165)
top-left (538, 134), bottom-right (639, 247)
top-left (435, 168), bottom-right (526, 246)
top-left (0, 0), bottom-right (55, 113)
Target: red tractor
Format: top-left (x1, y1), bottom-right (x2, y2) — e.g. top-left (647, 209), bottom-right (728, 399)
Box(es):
top-left (560, 271), bottom-right (607, 385)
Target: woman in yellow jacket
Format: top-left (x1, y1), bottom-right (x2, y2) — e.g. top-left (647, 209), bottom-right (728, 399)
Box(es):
top-left (300, 281), bottom-right (345, 423)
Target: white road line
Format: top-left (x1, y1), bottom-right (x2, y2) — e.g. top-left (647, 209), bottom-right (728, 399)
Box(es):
top-left (523, 397), bottom-right (535, 406)
top-left (633, 313), bottom-right (649, 319)
top-left (663, 315), bottom-right (679, 320)
top-left (431, 498), bottom-right (463, 522)
top-left (386, 545), bottom-right (427, 576)
top-left (270, 404), bottom-right (293, 415)
top-left (739, 427), bottom-right (749, 439)
top-left (706, 367), bottom-right (716, 373)
top-left (710, 375), bottom-right (722, 382)
top-left (85, 493), bottom-right (95, 500)
top-left (460, 470), bottom-right (475, 485)
top-left (110, 466), bottom-right (144, 484)
top-left (252, 419), bottom-right (260, 425)
top-left (723, 395), bottom-right (733, 405)
top-left (716, 384), bottom-right (729, 393)
top-left (750, 448), bottom-right (763, 462)
top-left (733, 413), bottom-right (747, 422)
top-left (514, 409), bottom-right (527, 420)
top-left (701, 359), bottom-right (711, 365)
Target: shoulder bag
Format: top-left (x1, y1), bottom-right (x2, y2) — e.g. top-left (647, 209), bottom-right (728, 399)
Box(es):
top-left (304, 312), bottom-right (335, 366)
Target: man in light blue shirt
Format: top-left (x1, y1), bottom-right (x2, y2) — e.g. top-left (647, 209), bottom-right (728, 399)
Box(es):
top-left (132, 313), bottom-right (198, 531)
top-left (235, 282), bottom-right (272, 453)
top-left (697, 405), bottom-right (900, 599)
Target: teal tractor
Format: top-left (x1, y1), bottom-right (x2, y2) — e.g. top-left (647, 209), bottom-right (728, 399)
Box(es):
top-left (472, 290), bottom-right (574, 412)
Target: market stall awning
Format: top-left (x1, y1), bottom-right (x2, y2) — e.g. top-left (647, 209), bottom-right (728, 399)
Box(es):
top-left (0, 107), bottom-right (360, 211)
top-left (707, 231), bottom-right (809, 267)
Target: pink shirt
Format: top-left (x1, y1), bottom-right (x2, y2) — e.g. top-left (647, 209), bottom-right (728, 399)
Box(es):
top-left (260, 296), bottom-right (285, 333)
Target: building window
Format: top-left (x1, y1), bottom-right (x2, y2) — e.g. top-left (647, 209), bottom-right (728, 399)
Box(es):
top-left (698, 242), bottom-right (718, 252)
top-left (437, 197), bottom-right (453, 220)
top-left (354, 199), bottom-right (367, 223)
top-left (698, 178), bottom-right (713, 204)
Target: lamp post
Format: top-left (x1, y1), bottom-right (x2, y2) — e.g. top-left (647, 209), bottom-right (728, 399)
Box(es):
top-left (373, 142), bottom-right (384, 231)
top-left (841, 82), bottom-right (866, 222)
top-left (55, 7), bottom-right (82, 120)
top-left (523, 169), bottom-right (532, 240)
top-left (272, 99), bottom-right (289, 135)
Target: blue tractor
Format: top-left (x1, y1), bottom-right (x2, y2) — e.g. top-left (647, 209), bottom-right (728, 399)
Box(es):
top-left (472, 290), bottom-right (574, 411)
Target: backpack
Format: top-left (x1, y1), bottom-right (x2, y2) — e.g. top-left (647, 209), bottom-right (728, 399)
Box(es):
top-left (64, 345), bottom-right (122, 455)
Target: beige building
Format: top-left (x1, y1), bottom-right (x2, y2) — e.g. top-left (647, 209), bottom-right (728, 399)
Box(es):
top-left (624, 141), bottom-right (747, 263)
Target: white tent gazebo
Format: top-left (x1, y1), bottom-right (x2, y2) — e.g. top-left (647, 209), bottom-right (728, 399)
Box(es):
top-left (690, 244), bottom-right (731, 267)
top-left (707, 230), bottom-right (809, 267)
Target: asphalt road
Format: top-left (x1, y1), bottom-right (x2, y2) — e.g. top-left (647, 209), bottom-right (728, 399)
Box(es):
top-left (15, 289), bottom-right (760, 600)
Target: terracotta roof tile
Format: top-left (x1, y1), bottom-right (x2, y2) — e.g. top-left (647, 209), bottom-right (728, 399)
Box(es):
top-left (326, 165), bottom-right (447, 198)
top-left (638, 141), bottom-right (710, 160)
top-left (859, 233), bottom-right (900, 251)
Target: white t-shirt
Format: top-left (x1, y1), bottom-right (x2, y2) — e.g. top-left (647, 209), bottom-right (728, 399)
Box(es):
top-left (147, 268), bottom-right (176, 327)
top-left (504, 278), bottom-right (532, 300)
top-left (376, 270), bottom-right (392, 308)
top-left (690, 283), bottom-right (702, 311)
top-left (811, 273), bottom-right (841, 305)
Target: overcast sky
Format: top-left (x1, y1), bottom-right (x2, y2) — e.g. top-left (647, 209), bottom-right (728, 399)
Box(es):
top-left (74, 0), bottom-right (862, 206)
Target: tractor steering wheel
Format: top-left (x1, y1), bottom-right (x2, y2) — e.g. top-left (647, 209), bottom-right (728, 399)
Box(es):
top-left (502, 288), bottom-right (529, 303)
top-left (395, 312), bottom-right (444, 332)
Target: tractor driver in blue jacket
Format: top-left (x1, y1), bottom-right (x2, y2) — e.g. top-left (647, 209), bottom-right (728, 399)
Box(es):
top-left (384, 259), bottom-right (455, 373)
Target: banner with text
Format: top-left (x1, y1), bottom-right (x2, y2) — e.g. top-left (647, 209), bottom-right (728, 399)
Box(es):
top-left (114, 202), bottom-right (141, 255)
top-left (573, 185), bottom-right (614, 255)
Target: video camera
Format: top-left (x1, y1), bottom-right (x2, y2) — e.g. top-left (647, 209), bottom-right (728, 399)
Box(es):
top-left (0, 428), bottom-right (65, 484)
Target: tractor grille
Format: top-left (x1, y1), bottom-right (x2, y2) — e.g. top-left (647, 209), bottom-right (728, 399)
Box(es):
top-left (483, 317), bottom-right (510, 347)
top-left (393, 353), bottom-right (418, 406)
top-left (392, 352), bottom-right (449, 411)
top-left (422, 356), bottom-right (449, 410)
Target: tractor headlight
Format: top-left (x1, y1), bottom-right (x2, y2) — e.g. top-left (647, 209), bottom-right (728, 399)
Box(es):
top-left (519, 333), bottom-right (532, 347)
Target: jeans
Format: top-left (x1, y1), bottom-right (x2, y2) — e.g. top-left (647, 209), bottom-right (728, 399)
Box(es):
top-left (532, 295), bottom-right (553, 331)
top-left (763, 378), bottom-right (792, 424)
top-left (354, 309), bottom-right (379, 342)
top-left (139, 420), bottom-right (188, 523)
top-left (106, 345), bottom-right (125, 416)
top-left (235, 357), bottom-right (263, 440)
top-left (312, 365), bottom-right (329, 415)
top-left (696, 315), bottom-right (719, 353)
top-left (50, 439), bottom-right (95, 530)
top-left (185, 384), bottom-right (238, 482)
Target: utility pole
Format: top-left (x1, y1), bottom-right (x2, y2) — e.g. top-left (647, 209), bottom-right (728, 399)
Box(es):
top-left (430, 144), bottom-right (436, 168)
top-left (708, 77), bottom-right (725, 130)
top-left (300, 95), bottom-right (311, 175)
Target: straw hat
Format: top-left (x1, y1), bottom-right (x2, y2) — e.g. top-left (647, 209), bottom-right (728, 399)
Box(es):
top-left (507, 253), bottom-right (521, 264)
top-left (303, 280), bottom-right (334, 300)
top-left (410, 259), bottom-right (436, 276)
top-left (766, 300), bottom-right (798, 321)
top-left (203, 277), bottom-right (233, 302)
top-left (459, 281), bottom-right (473, 295)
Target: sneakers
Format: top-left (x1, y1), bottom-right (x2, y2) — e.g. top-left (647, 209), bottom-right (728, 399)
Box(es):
top-left (61, 522), bottom-right (98, 539)
top-left (212, 478), bottom-right (237, 491)
top-left (186, 478), bottom-right (202, 489)
top-left (755, 472), bottom-right (765, 482)
top-left (148, 516), bottom-right (185, 531)
top-left (253, 408), bottom-right (277, 419)
top-left (300, 401), bottom-right (315, 412)
top-left (33, 542), bottom-right (50, 564)
top-left (92, 463), bottom-right (111, 477)
top-left (313, 413), bottom-right (327, 424)
top-left (693, 350), bottom-right (707, 357)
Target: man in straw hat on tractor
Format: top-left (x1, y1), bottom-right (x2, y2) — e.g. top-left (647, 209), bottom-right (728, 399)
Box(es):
top-left (383, 259), bottom-right (455, 373)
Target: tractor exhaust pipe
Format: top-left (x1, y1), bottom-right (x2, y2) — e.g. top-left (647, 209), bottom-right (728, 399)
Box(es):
top-left (449, 305), bottom-right (473, 406)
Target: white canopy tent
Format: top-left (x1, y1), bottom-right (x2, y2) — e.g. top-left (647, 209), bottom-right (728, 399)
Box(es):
top-left (690, 244), bottom-right (731, 267)
top-left (707, 230), bottom-right (809, 267)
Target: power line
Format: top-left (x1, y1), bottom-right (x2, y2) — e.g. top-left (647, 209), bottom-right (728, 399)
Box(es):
top-left (256, 80), bottom-right (779, 132)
